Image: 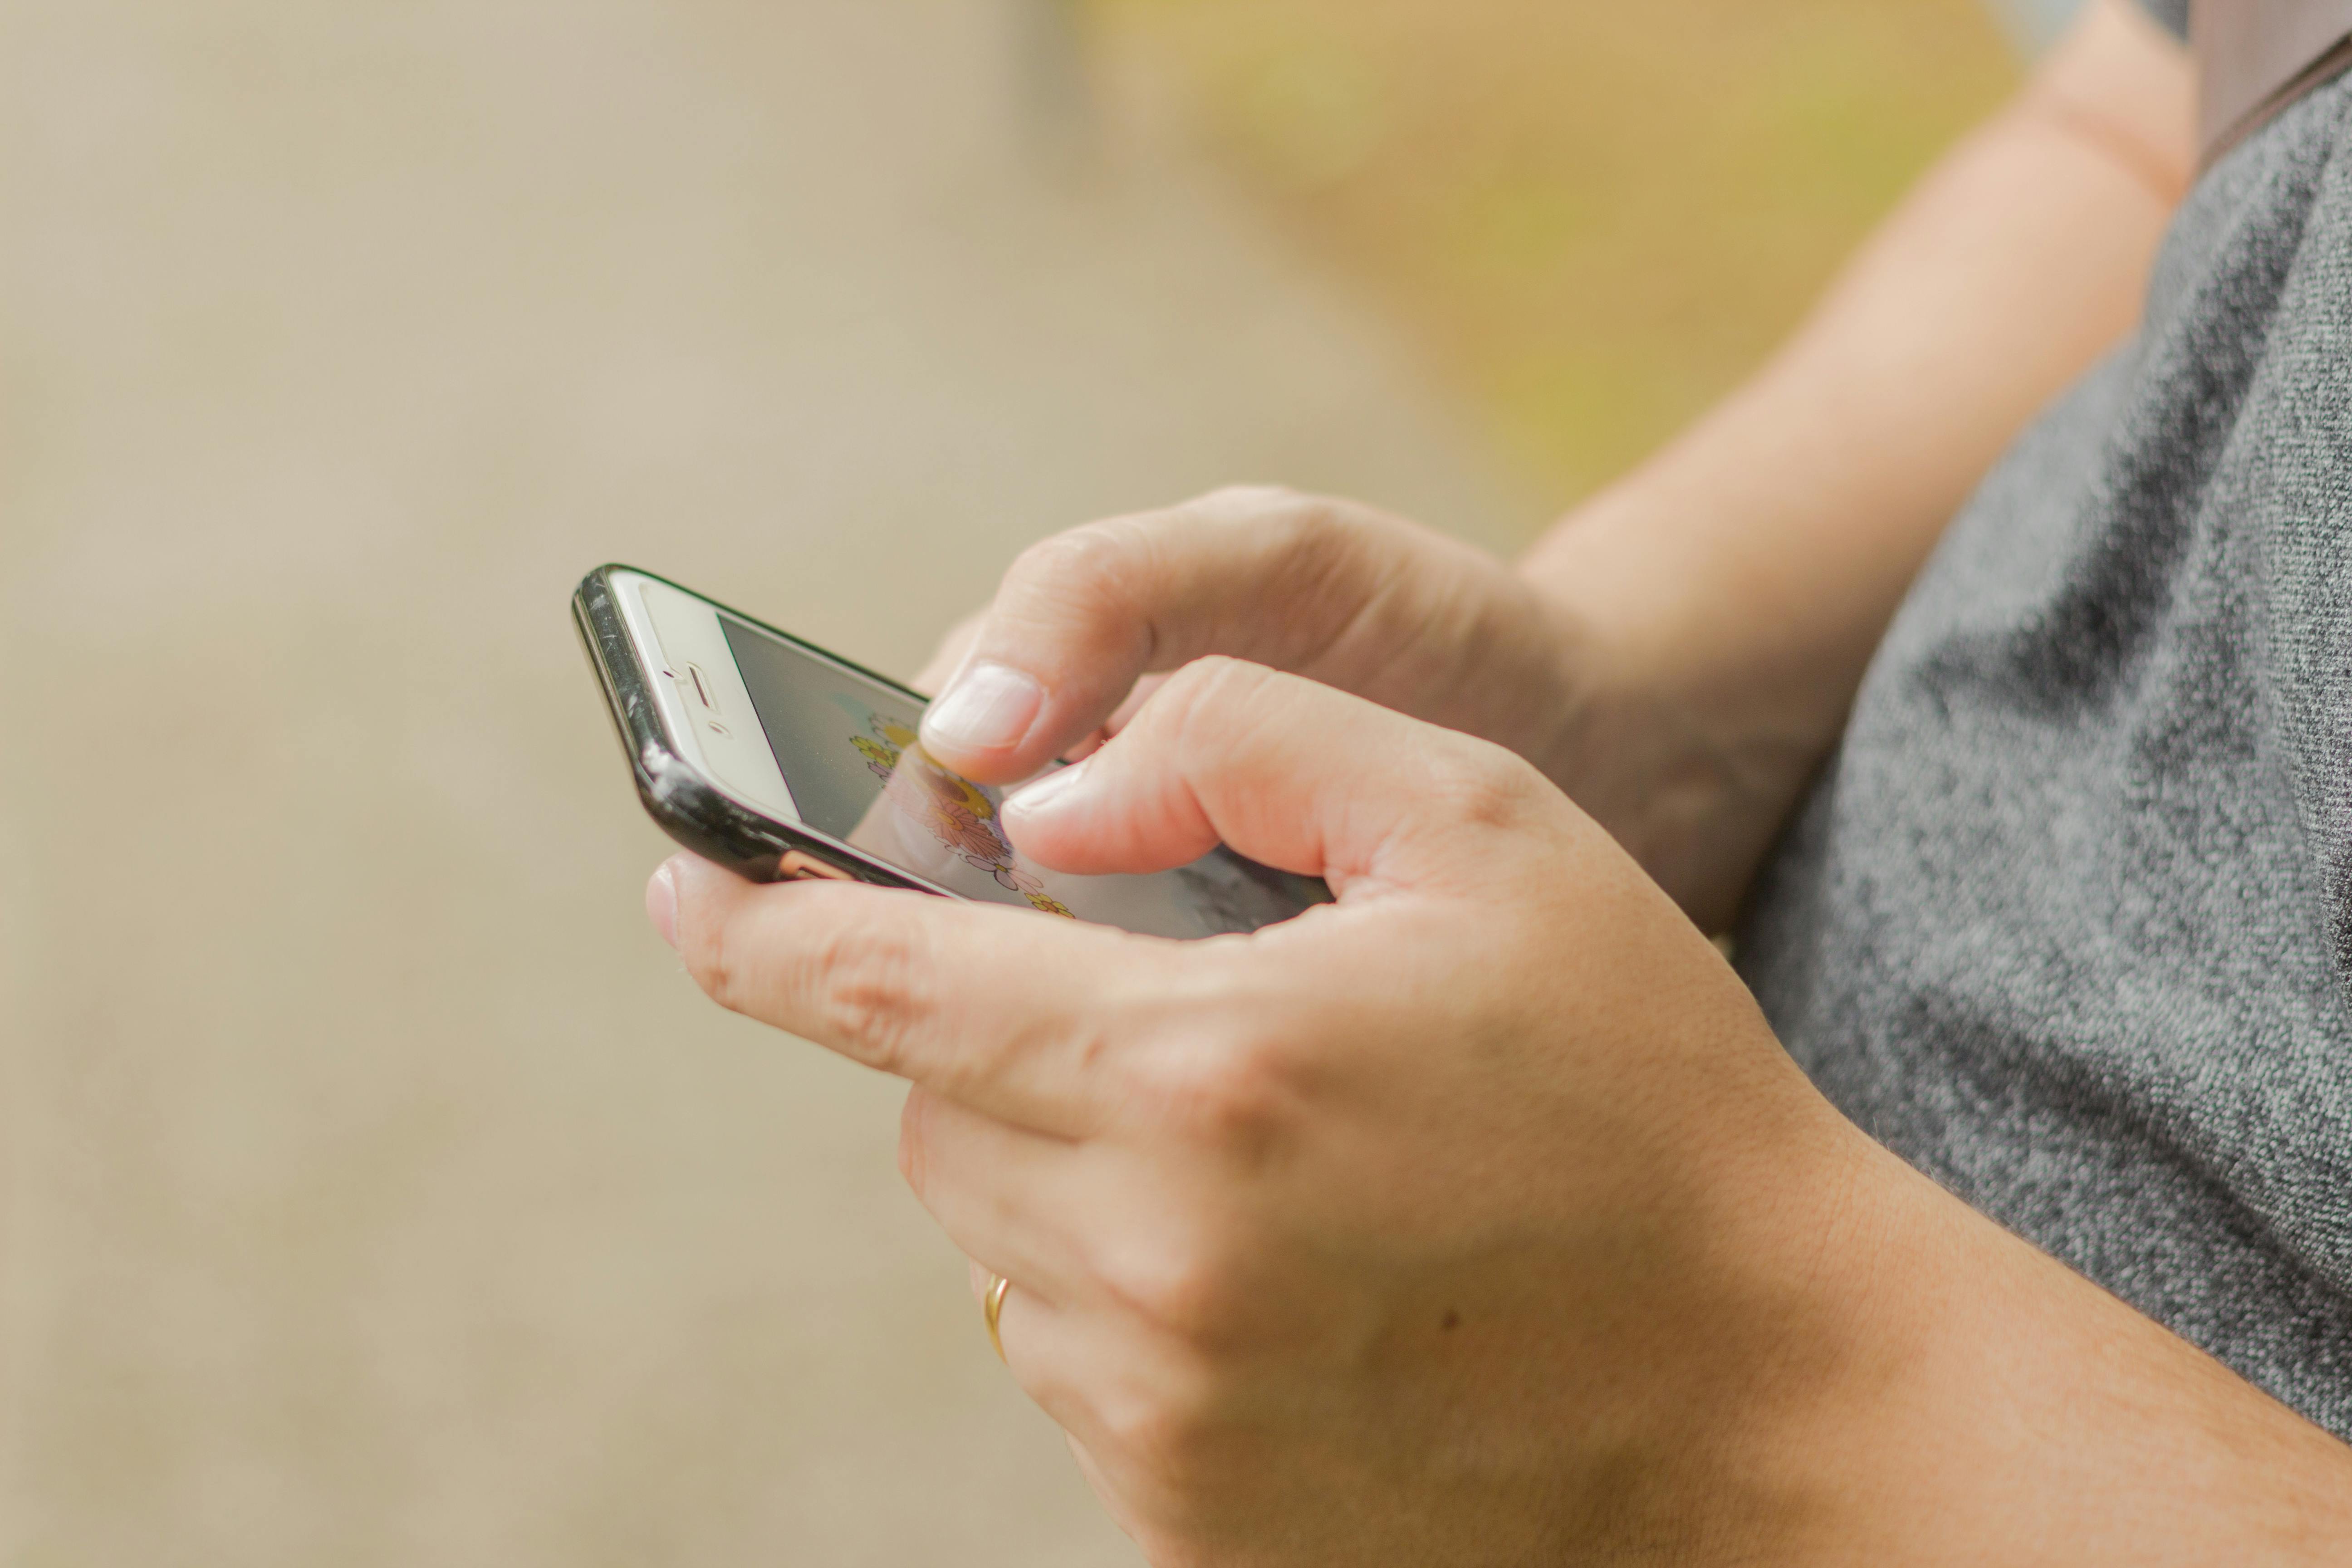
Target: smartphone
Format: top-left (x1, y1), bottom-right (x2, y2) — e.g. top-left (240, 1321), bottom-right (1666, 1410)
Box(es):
top-left (573, 565), bottom-right (1330, 938)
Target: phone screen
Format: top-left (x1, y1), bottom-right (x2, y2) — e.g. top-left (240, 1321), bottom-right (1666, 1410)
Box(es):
top-left (714, 615), bottom-right (1326, 938)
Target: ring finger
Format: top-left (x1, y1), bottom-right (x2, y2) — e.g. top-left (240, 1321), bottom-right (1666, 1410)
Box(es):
top-left (963, 1257), bottom-right (1181, 1480)
top-left (906, 1086), bottom-right (1099, 1303)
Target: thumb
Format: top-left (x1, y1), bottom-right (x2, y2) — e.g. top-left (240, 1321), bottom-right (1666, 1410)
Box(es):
top-left (998, 657), bottom-right (1573, 899)
top-left (916, 488), bottom-right (1435, 784)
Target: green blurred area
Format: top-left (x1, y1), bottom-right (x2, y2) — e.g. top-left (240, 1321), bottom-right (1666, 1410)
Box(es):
top-left (1087, 0), bottom-right (2020, 520)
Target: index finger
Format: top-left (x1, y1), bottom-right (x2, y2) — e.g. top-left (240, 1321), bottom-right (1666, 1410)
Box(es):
top-left (659, 854), bottom-right (1170, 1135)
top-left (1001, 658), bottom-right (1580, 902)
top-left (916, 488), bottom-right (1401, 783)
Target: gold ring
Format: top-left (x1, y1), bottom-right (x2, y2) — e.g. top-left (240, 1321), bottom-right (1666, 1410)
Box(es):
top-left (983, 1272), bottom-right (1011, 1362)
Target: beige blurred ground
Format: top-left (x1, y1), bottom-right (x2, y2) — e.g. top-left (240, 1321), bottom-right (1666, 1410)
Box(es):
top-left (0, 0), bottom-right (1522, 1563)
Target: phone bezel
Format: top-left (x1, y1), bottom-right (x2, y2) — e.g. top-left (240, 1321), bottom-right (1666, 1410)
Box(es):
top-left (573, 563), bottom-right (962, 895)
top-left (612, 570), bottom-right (805, 821)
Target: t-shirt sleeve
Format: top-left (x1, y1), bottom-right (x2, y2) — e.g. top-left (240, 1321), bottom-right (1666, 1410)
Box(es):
top-left (2138, 0), bottom-right (2190, 39)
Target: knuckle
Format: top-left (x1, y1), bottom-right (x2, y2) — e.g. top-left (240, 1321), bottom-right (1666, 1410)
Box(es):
top-left (1096, 1203), bottom-right (1270, 1363)
top-left (1155, 653), bottom-right (1272, 730)
top-left (683, 898), bottom-right (749, 1014)
top-left (1098, 1032), bottom-right (1298, 1340)
top-left (1056, 1008), bottom-right (1125, 1090)
top-left (803, 910), bottom-right (934, 1073)
top-left (1185, 485), bottom-right (1346, 565)
top-left (1170, 1048), bottom-right (1294, 1153)
top-left (1135, 1014), bottom-right (1305, 1165)
top-left (1007, 522), bottom-right (1156, 618)
top-left (1184, 483), bottom-right (1366, 557)
top-left (935, 974), bottom-right (1118, 1110)
top-left (895, 1090), bottom-right (929, 1197)
top-left (1423, 739), bottom-right (1546, 834)
top-left (1187, 481), bottom-right (1301, 518)
top-left (1105, 1228), bottom-right (1258, 1351)
top-left (1097, 1375), bottom-right (1230, 1489)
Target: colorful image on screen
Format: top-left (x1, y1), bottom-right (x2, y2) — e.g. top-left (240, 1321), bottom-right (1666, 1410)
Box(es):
top-left (716, 613), bottom-right (1325, 938)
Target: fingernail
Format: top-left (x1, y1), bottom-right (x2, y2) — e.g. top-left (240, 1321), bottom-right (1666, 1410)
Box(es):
top-left (647, 859), bottom-right (679, 949)
top-left (1004, 758), bottom-right (1092, 822)
top-left (923, 662), bottom-right (1045, 754)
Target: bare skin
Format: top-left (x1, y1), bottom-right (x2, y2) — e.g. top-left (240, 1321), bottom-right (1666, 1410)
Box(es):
top-left (652, 663), bottom-right (2352, 1563)
top-left (652, 3), bottom-right (2352, 1559)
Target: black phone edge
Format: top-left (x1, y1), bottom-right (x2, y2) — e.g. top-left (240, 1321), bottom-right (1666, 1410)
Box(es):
top-left (575, 563), bottom-right (1336, 921)
top-left (571, 563), bottom-right (940, 892)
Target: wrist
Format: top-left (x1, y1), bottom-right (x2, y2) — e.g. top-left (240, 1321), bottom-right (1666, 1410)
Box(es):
top-left (1513, 545), bottom-right (1829, 928)
top-left (1524, 1032), bottom-right (1908, 1563)
top-left (1674, 1130), bottom-right (1946, 1561)
top-left (1650, 1112), bottom-right (2352, 1566)
top-left (1600, 1084), bottom-right (1975, 1563)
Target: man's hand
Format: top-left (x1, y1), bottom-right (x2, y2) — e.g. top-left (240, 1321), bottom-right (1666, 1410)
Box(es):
top-left (650, 660), bottom-right (2352, 1564)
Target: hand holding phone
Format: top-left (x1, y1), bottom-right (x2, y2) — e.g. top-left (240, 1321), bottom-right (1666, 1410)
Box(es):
top-left (574, 566), bottom-right (1329, 938)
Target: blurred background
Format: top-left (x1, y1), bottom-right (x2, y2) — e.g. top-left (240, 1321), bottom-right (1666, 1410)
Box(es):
top-left (5, 0), bottom-right (2045, 1562)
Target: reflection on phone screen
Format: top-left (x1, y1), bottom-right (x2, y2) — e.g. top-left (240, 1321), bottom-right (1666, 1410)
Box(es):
top-left (717, 616), bottom-right (1323, 938)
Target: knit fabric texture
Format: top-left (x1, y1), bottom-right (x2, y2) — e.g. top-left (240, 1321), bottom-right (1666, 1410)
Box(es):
top-left (1738, 77), bottom-right (2352, 1432)
top-left (2142, 0), bottom-right (2189, 40)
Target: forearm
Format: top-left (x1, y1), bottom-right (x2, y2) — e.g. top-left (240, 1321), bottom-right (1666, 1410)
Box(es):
top-left (1716, 1137), bottom-right (2352, 1561)
top-left (1524, 1), bottom-right (2191, 817)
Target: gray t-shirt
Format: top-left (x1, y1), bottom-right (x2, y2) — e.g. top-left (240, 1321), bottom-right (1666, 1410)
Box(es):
top-left (1737, 62), bottom-right (2352, 1428)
